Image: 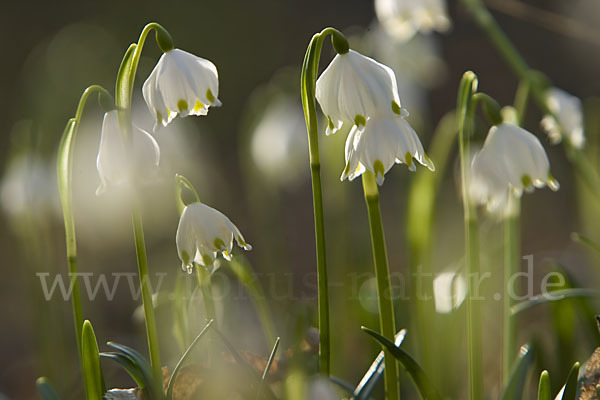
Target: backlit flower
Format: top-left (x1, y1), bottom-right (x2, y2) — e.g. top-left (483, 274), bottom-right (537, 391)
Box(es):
top-left (176, 201), bottom-right (251, 273)
top-left (315, 49), bottom-right (403, 135)
top-left (375, 0), bottom-right (451, 42)
top-left (96, 111), bottom-right (160, 195)
top-left (469, 123), bottom-right (559, 214)
top-left (341, 114), bottom-right (434, 185)
top-left (142, 49), bottom-right (221, 130)
top-left (541, 87), bottom-right (585, 149)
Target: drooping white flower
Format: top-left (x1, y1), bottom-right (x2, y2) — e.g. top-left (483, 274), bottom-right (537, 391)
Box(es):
top-left (375, 0), bottom-right (451, 42)
top-left (176, 201), bottom-right (251, 273)
top-left (341, 114), bottom-right (434, 185)
top-left (540, 87), bottom-right (585, 149)
top-left (315, 49), bottom-right (404, 135)
top-left (142, 49), bottom-right (221, 130)
top-left (469, 123), bottom-right (559, 214)
top-left (96, 110), bottom-right (160, 195)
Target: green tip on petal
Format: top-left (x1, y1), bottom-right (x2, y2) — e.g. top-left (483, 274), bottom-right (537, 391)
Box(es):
top-left (391, 101), bottom-right (402, 115)
top-left (405, 152), bottom-right (413, 168)
top-left (354, 114), bottom-right (366, 127)
top-left (328, 116), bottom-right (335, 131)
top-left (177, 99), bottom-right (189, 112)
top-left (156, 110), bottom-right (164, 124)
top-left (424, 153), bottom-right (436, 171)
top-left (206, 89), bottom-right (216, 104)
top-left (213, 238), bottom-right (226, 251)
top-left (193, 100), bottom-right (204, 112)
top-left (521, 174), bottom-right (534, 191)
top-left (548, 171), bottom-right (560, 191)
top-left (180, 250), bottom-right (191, 266)
top-left (373, 160), bottom-right (385, 185)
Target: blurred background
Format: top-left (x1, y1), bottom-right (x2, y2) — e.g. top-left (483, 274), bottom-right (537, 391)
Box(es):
top-left (1, 0), bottom-right (600, 398)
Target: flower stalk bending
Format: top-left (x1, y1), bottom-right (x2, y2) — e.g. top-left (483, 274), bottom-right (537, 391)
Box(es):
top-left (300, 27), bottom-right (347, 376)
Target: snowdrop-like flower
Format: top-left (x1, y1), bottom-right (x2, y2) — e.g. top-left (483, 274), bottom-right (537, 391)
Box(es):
top-left (341, 115), bottom-right (434, 185)
top-left (96, 110), bottom-right (160, 194)
top-left (375, 0), bottom-right (451, 42)
top-left (541, 87), bottom-right (585, 149)
top-left (176, 201), bottom-right (251, 273)
top-left (469, 123), bottom-right (559, 214)
top-left (143, 49), bottom-right (221, 130)
top-left (315, 49), bottom-right (403, 135)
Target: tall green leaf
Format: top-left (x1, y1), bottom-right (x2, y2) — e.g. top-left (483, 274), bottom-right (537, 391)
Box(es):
top-left (81, 321), bottom-right (104, 400)
top-left (500, 345), bottom-right (534, 400)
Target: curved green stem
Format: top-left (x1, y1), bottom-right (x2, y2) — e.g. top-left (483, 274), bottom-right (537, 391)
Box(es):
top-left (300, 27), bottom-right (347, 376)
top-left (362, 172), bottom-right (400, 400)
top-left (503, 194), bottom-right (520, 383)
top-left (457, 71), bottom-right (483, 400)
top-left (113, 22), bottom-right (173, 389)
top-left (57, 85), bottom-right (111, 362)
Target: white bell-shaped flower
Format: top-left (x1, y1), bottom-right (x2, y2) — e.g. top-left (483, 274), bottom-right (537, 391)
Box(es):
top-left (315, 49), bottom-right (403, 135)
top-left (176, 201), bottom-right (251, 273)
top-left (341, 114), bottom-right (434, 185)
top-left (540, 87), bottom-right (585, 149)
top-left (469, 123), bottom-right (559, 214)
top-left (96, 110), bottom-right (160, 195)
top-left (142, 49), bottom-right (221, 130)
top-left (375, 0), bottom-right (451, 42)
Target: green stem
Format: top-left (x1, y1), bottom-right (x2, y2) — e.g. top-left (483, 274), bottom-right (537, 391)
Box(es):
top-left (457, 71), bottom-right (483, 400)
top-left (57, 85), bottom-right (111, 362)
top-left (196, 266), bottom-right (217, 323)
top-left (300, 28), bottom-right (346, 376)
top-left (113, 22), bottom-right (172, 389)
top-left (503, 194), bottom-right (520, 383)
top-left (362, 172), bottom-right (400, 400)
top-left (131, 204), bottom-right (163, 388)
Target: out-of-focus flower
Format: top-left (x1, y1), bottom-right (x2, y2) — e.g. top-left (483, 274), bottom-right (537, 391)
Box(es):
top-left (341, 115), bottom-right (434, 185)
top-left (176, 201), bottom-right (251, 273)
top-left (433, 269), bottom-right (466, 314)
top-left (469, 123), bottom-right (559, 214)
top-left (142, 49), bottom-right (221, 130)
top-left (1, 154), bottom-right (58, 219)
top-left (375, 0), bottom-right (450, 42)
top-left (316, 49), bottom-right (403, 135)
top-left (250, 96), bottom-right (308, 187)
top-left (541, 87), bottom-right (585, 149)
top-left (96, 110), bottom-right (160, 195)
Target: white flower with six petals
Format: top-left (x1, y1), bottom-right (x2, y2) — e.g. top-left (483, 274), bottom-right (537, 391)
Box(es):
top-left (142, 48), bottom-right (221, 131)
top-left (315, 49), bottom-right (403, 135)
top-left (469, 123), bottom-right (559, 214)
top-left (176, 201), bottom-right (251, 273)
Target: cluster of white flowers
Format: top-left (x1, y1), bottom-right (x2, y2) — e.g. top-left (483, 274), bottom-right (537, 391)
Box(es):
top-left (316, 48), bottom-right (434, 185)
top-left (94, 45), bottom-right (250, 272)
top-left (541, 87), bottom-right (585, 149)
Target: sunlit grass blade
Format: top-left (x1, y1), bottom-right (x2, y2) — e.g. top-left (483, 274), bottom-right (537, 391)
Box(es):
top-left (212, 326), bottom-right (279, 400)
top-left (256, 337), bottom-right (281, 400)
top-left (105, 342), bottom-right (161, 399)
top-left (571, 232), bottom-right (600, 255)
top-left (100, 352), bottom-right (146, 389)
top-left (354, 329), bottom-right (407, 400)
top-left (166, 320), bottom-right (213, 400)
top-left (81, 321), bottom-right (105, 400)
top-left (538, 370), bottom-right (551, 400)
top-left (559, 362), bottom-right (580, 400)
top-left (500, 345), bottom-right (533, 400)
top-left (361, 327), bottom-right (441, 400)
top-left (36, 377), bottom-right (63, 400)
top-left (511, 289), bottom-right (600, 315)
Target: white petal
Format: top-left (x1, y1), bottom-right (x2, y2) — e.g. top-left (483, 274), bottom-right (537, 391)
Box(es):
top-left (375, 0), bottom-right (451, 42)
top-left (542, 87), bottom-right (585, 149)
top-left (316, 50), bottom-right (401, 129)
